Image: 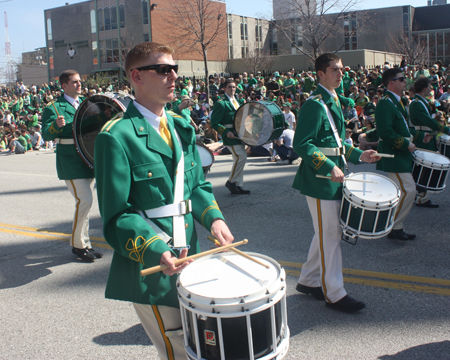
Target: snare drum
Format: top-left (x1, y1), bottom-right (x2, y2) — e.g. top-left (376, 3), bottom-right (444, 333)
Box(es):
top-left (233, 101), bottom-right (285, 146)
top-left (73, 92), bottom-right (134, 168)
top-left (439, 134), bottom-right (450, 158)
top-left (340, 172), bottom-right (400, 241)
top-left (196, 143), bottom-right (214, 178)
top-left (177, 252), bottom-right (289, 360)
top-left (412, 150), bottom-right (450, 193)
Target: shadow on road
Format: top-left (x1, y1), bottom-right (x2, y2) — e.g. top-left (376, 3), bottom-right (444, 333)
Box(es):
top-left (93, 323), bottom-right (152, 346)
top-left (378, 340), bottom-right (450, 359)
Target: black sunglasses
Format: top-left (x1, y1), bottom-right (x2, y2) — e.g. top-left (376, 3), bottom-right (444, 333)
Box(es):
top-left (132, 64), bottom-right (178, 75)
top-left (391, 76), bottom-right (405, 82)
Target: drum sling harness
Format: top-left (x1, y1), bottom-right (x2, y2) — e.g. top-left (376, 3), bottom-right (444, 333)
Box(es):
top-left (319, 99), bottom-right (348, 169)
top-left (137, 129), bottom-right (191, 250)
top-left (382, 97), bottom-right (413, 144)
top-left (414, 97), bottom-right (432, 132)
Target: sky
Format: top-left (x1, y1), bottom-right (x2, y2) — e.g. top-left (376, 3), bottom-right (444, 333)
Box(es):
top-left (0, 0), bottom-right (437, 81)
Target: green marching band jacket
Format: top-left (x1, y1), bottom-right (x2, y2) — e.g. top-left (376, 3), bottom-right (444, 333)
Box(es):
top-left (292, 86), bottom-right (363, 200)
top-left (375, 92), bottom-right (425, 174)
top-left (94, 102), bottom-right (224, 307)
top-left (210, 94), bottom-right (241, 146)
top-left (409, 94), bottom-right (450, 151)
top-left (41, 95), bottom-right (94, 180)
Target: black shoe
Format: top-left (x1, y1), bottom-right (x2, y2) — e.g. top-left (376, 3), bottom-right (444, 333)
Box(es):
top-left (296, 283), bottom-right (325, 301)
top-left (387, 229), bottom-right (416, 241)
top-left (326, 295), bottom-right (366, 313)
top-left (416, 200), bottom-right (439, 208)
top-left (235, 186), bottom-right (250, 194)
top-left (225, 181), bottom-right (250, 195)
top-left (87, 247), bottom-right (103, 259)
top-left (72, 247), bottom-right (96, 262)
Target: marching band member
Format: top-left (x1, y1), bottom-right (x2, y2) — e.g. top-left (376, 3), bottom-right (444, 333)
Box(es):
top-left (375, 68), bottom-right (432, 241)
top-left (41, 70), bottom-right (101, 262)
top-left (94, 42), bottom-right (234, 360)
top-left (292, 53), bottom-right (380, 313)
top-left (409, 76), bottom-right (450, 208)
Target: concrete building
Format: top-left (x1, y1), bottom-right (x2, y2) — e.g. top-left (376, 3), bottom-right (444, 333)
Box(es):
top-left (44, 0), bottom-right (229, 82)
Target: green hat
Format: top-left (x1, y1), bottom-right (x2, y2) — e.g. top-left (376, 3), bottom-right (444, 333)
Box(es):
top-left (282, 102), bottom-right (291, 107)
top-left (296, 74), bottom-right (301, 77)
top-left (312, 72), bottom-right (316, 75)
top-left (292, 101), bottom-right (298, 105)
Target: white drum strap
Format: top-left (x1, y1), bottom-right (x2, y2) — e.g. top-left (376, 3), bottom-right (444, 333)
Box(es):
top-left (387, 97), bottom-right (411, 137)
top-left (320, 99), bottom-right (347, 168)
top-left (136, 129), bottom-right (188, 249)
top-left (418, 97), bottom-right (431, 117)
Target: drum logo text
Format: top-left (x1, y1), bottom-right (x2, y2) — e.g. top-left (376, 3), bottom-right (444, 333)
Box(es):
top-left (204, 330), bottom-right (216, 346)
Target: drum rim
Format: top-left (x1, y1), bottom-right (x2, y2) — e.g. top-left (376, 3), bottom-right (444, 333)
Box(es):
top-left (342, 172), bottom-right (401, 207)
top-left (195, 142), bottom-right (214, 168)
top-left (73, 94), bottom-right (127, 169)
top-left (177, 252), bottom-right (284, 313)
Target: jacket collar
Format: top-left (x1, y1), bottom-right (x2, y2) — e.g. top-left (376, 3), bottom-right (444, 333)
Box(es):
top-left (316, 84), bottom-right (344, 124)
top-left (57, 95), bottom-right (77, 117)
top-left (416, 94), bottom-right (431, 111)
top-left (386, 91), bottom-right (408, 118)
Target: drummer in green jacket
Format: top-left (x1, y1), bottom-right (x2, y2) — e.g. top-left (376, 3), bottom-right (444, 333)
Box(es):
top-left (211, 78), bottom-right (250, 194)
top-left (94, 42), bottom-right (234, 360)
top-left (375, 68), bottom-right (432, 241)
top-left (41, 69), bottom-right (101, 262)
top-left (293, 53), bottom-right (380, 313)
top-left (409, 77), bottom-right (450, 208)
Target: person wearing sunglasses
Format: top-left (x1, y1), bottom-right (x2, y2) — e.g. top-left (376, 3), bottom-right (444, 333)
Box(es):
top-left (94, 42), bottom-right (234, 360)
top-left (409, 76), bottom-right (450, 208)
top-left (375, 68), bottom-right (433, 241)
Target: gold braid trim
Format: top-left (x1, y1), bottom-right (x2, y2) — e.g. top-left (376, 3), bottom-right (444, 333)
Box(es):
top-left (126, 235), bottom-right (161, 264)
top-left (201, 200), bottom-right (221, 227)
top-left (312, 151), bottom-right (327, 170)
top-left (49, 121), bottom-right (63, 134)
top-left (345, 146), bottom-right (355, 160)
top-left (394, 137), bottom-right (404, 149)
top-left (438, 123), bottom-right (445, 131)
top-left (216, 125), bottom-right (226, 135)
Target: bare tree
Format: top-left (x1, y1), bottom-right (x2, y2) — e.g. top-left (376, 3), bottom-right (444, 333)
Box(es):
top-left (272, 0), bottom-right (372, 61)
top-left (388, 32), bottom-right (428, 66)
top-left (241, 47), bottom-right (276, 75)
top-left (166, 0), bottom-right (227, 102)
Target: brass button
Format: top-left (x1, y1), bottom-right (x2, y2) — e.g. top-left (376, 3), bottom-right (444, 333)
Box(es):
top-left (148, 172), bottom-right (153, 178)
top-left (185, 223), bottom-right (189, 229)
top-left (139, 127), bottom-right (144, 131)
top-left (191, 162), bottom-right (194, 166)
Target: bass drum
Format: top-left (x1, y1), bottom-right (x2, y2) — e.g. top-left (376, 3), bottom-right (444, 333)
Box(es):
top-left (73, 92), bottom-right (134, 169)
top-left (233, 100), bottom-right (285, 146)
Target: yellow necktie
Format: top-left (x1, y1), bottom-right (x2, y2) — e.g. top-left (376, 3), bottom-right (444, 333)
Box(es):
top-left (333, 96), bottom-right (340, 107)
top-left (399, 100), bottom-right (406, 112)
top-left (159, 117), bottom-right (173, 150)
top-left (232, 98), bottom-right (239, 109)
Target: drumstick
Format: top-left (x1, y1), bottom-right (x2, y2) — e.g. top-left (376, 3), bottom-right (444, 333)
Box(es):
top-left (316, 174), bottom-right (378, 184)
top-left (374, 153), bottom-right (395, 158)
top-left (207, 235), bottom-right (269, 268)
top-left (140, 239), bottom-right (248, 276)
top-left (50, 101), bottom-right (60, 117)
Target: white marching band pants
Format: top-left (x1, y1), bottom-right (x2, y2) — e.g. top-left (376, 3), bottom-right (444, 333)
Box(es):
top-left (226, 144), bottom-right (247, 187)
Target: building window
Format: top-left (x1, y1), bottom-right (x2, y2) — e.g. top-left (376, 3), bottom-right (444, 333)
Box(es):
top-left (142, 1), bottom-right (149, 25)
top-left (272, 43), bottom-right (278, 56)
top-left (91, 9), bottom-right (97, 33)
top-left (104, 7), bottom-right (111, 31)
top-left (256, 25), bottom-right (259, 41)
top-left (229, 45), bottom-right (233, 59)
top-left (119, 4), bottom-right (125, 28)
top-left (143, 33), bottom-right (150, 42)
top-left (240, 22), bottom-right (244, 40)
top-left (244, 23), bottom-right (248, 40)
top-left (241, 46), bottom-right (245, 58)
top-left (92, 40), bottom-right (98, 65)
top-left (228, 20), bottom-right (232, 39)
top-left (47, 18), bottom-right (52, 40)
top-left (98, 8), bottom-right (104, 31)
top-left (48, 47), bottom-right (54, 70)
top-left (111, 6), bottom-right (118, 30)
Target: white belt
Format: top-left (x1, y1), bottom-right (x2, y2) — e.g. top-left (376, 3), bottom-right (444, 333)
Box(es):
top-left (317, 147), bottom-right (345, 156)
top-left (224, 124), bottom-right (234, 128)
top-left (414, 125), bottom-right (432, 132)
top-left (57, 138), bottom-right (75, 145)
top-left (139, 200), bottom-right (192, 219)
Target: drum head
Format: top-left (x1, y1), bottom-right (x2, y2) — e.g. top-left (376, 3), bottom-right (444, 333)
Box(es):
top-left (234, 101), bottom-right (282, 146)
top-left (73, 94), bottom-right (130, 168)
top-left (414, 150), bottom-right (450, 167)
top-left (344, 172), bottom-right (399, 206)
top-left (195, 143), bottom-right (214, 168)
top-left (178, 253), bottom-right (280, 303)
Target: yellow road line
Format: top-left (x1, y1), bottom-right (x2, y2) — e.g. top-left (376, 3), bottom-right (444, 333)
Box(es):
top-left (285, 269), bottom-right (450, 297)
top-left (280, 261), bottom-right (450, 287)
top-left (2, 223), bottom-right (450, 296)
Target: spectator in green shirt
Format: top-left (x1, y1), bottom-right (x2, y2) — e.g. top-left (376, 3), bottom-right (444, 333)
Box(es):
top-left (283, 72), bottom-right (296, 100)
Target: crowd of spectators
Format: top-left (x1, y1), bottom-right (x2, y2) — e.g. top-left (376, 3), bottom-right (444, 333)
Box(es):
top-left (2, 60), bottom-right (449, 162)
